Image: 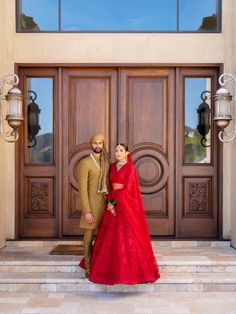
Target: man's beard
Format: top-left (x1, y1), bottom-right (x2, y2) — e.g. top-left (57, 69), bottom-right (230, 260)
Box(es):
top-left (92, 147), bottom-right (102, 154)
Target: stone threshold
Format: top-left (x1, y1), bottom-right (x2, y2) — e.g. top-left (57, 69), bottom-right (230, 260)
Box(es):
top-left (5, 240), bottom-right (231, 248)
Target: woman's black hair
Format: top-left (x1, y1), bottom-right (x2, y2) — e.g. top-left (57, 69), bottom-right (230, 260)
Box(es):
top-left (116, 143), bottom-right (128, 151)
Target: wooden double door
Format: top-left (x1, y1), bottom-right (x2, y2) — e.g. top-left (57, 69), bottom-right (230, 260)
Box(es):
top-left (17, 66), bottom-right (220, 238)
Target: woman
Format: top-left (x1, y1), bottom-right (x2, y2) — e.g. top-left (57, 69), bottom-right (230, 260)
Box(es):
top-left (80, 143), bottom-right (160, 285)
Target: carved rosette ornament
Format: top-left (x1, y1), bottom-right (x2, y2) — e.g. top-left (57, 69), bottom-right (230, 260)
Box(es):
top-left (31, 182), bottom-right (49, 211)
top-left (189, 183), bottom-right (207, 212)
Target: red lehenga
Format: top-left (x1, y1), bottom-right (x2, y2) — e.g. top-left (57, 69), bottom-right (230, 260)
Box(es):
top-left (80, 155), bottom-right (160, 285)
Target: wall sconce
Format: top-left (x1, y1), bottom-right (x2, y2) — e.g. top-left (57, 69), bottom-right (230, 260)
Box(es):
top-left (27, 90), bottom-right (41, 148)
top-left (0, 74), bottom-right (23, 142)
top-left (196, 91), bottom-right (211, 147)
top-left (214, 73), bottom-right (235, 142)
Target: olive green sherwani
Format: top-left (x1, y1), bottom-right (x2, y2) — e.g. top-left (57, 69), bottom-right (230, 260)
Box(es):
top-left (77, 153), bottom-right (108, 229)
top-left (77, 152), bottom-right (109, 273)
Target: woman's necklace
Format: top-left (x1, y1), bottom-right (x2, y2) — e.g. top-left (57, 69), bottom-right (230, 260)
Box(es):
top-left (116, 160), bottom-right (127, 171)
top-left (90, 153), bottom-right (101, 171)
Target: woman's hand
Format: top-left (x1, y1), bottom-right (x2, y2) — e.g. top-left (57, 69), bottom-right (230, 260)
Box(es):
top-left (107, 202), bottom-right (116, 216)
top-left (107, 202), bottom-right (114, 211)
top-left (110, 207), bottom-right (116, 216)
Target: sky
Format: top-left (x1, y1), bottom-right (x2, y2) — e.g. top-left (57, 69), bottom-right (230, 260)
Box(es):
top-left (20, 0), bottom-right (218, 31)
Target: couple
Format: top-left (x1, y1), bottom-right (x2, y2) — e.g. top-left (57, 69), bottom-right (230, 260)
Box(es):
top-left (77, 134), bottom-right (160, 285)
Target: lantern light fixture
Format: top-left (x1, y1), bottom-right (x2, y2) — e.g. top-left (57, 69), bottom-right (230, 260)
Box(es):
top-left (0, 74), bottom-right (23, 142)
top-left (214, 73), bottom-right (236, 142)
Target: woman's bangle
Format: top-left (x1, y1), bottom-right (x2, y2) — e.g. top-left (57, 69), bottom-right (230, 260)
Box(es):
top-left (106, 200), bottom-right (117, 206)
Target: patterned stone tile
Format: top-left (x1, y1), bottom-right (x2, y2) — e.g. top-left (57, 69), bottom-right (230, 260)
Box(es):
top-left (0, 291), bottom-right (236, 314)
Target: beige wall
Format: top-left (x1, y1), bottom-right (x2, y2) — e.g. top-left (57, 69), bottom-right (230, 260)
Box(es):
top-left (0, 0), bottom-right (236, 242)
top-left (0, 0), bottom-right (5, 249)
top-left (0, 0), bottom-right (15, 248)
top-left (229, 0), bottom-right (236, 248)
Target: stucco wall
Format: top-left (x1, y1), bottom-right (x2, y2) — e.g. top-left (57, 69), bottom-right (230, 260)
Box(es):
top-left (229, 0), bottom-right (236, 248)
top-left (0, 0), bottom-right (15, 247)
top-left (0, 0), bottom-right (5, 248)
top-left (0, 0), bottom-right (235, 241)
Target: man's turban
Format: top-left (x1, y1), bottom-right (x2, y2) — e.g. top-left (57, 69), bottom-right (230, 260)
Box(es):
top-left (90, 134), bottom-right (105, 144)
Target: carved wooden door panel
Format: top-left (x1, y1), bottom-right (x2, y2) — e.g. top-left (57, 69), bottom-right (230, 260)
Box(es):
top-left (119, 68), bottom-right (175, 235)
top-left (61, 68), bottom-right (118, 236)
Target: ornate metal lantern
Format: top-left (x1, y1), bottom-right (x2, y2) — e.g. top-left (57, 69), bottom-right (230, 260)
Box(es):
top-left (197, 91), bottom-right (211, 147)
top-left (27, 90), bottom-right (41, 147)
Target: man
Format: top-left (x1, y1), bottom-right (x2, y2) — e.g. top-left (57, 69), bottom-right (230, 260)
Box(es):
top-left (77, 134), bottom-right (109, 277)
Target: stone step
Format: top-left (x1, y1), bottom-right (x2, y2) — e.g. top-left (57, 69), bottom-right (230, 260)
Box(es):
top-left (1, 240), bottom-right (235, 293)
top-left (0, 272), bottom-right (236, 292)
top-left (1, 258), bottom-right (236, 273)
top-left (1, 240), bottom-right (235, 274)
top-left (5, 240), bottom-right (231, 248)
